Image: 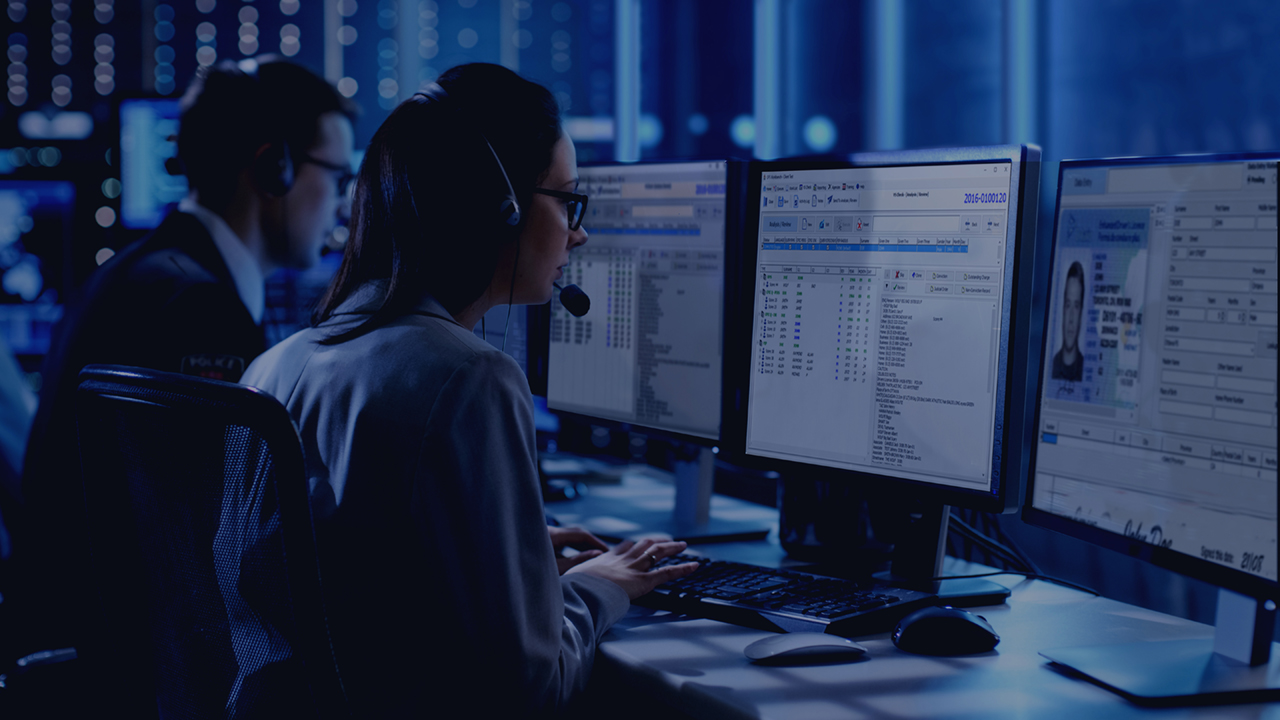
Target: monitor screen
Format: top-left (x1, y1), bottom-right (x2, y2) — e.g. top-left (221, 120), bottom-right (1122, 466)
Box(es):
top-left (0, 180), bottom-right (74, 358)
top-left (119, 97), bottom-right (188, 229)
top-left (545, 160), bottom-right (727, 441)
top-left (1027, 154), bottom-right (1278, 593)
top-left (736, 148), bottom-right (1039, 510)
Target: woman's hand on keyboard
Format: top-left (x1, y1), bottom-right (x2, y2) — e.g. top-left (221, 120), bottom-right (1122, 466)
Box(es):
top-left (549, 524), bottom-right (609, 575)
top-left (567, 538), bottom-right (701, 600)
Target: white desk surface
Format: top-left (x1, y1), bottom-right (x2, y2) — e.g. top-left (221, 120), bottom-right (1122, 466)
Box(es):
top-left (544, 471), bottom-right (1280, 718)
top-left (598, 557), bottom-right (1280, 719)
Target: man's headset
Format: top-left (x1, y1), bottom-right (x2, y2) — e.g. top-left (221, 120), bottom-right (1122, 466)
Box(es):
top-left (242, 59), bottom-right (296, 198)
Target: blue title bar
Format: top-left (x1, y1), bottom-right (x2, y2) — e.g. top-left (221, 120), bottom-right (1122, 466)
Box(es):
top-left (589, 228), bottom-right (701, 235)
top-left (761, 243), bottom-right (968, 253)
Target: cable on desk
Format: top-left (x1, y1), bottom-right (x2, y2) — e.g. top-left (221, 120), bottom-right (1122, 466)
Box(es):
top-left (985, 514), bottom-right (1042, 574)
top-left (947, 514), bottom-right (1040, 575)
top-left (946, 509), bottom-right (1007, 571)
top-left (953, 509), bottom-right (1042, 575)
top-left (932, 570), bottom-right (1100, 597)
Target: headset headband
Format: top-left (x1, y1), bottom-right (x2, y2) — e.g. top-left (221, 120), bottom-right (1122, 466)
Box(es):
top-left (416, 83), bottom-right (521, 227)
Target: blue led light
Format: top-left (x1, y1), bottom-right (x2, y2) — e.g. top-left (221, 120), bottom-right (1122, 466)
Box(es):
top-left (638, 113), bottom-right (663, 148)
top-left (803, 115), bottom-right (837, 153)
top-left (730, 115), bottom-right (755, 148)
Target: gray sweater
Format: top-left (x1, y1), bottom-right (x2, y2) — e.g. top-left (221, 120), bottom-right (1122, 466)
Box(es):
top-left (242, 284), bottom-right (629, 716)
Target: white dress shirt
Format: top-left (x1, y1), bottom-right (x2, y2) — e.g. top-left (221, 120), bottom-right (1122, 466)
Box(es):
top-left (178, 197), bottom-right (265, 325)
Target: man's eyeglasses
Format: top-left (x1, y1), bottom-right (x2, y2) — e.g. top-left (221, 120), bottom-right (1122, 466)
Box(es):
top-left (532, 188), bottom-right (589, 231)
top-left (300, 155), bottom-right (356, 198)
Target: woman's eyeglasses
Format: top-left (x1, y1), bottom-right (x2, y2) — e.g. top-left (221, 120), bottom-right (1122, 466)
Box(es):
top-left (300, 155), bottom-right (357, 198)
top-left (532, 188), bottom-right (589, 231)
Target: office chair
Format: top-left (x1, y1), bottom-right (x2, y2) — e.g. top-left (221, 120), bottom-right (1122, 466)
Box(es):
top-left (74, 364), bottom-right (348, 719)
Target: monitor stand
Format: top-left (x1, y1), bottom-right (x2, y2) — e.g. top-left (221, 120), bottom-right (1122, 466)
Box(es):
top-left (1040, 588), bottom-right (1280, 707)
top-left (659, 444), bottom-right (771, 542)
top-left (781, 488), bottom-right (1011, 606)
top-left (874, 502), bottom-right (1012, 607)
top-left (543, 445), bottom-right (772, 544)
top-left (671, 445), bottom-right (715, 532)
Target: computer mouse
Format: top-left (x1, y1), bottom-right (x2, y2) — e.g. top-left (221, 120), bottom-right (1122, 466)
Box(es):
top-left (892, 605), bottom-right (999, 656)
top-left (744, 632), bottom-right (868, 662)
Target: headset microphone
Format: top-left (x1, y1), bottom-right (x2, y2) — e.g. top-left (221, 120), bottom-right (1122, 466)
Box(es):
top-left (554, 283), bottom-right (590, 317)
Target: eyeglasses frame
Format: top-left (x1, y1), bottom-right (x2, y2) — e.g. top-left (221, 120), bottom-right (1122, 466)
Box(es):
top-left (299, 154), bottom-right (357, 198)
top-left (531, 188), bottom-right (589, 231)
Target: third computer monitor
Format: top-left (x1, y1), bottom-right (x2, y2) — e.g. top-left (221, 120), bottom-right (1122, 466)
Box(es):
top-left (730, 146), bottom-right (1041, 512)
top-left (1026, 153), bottom-right (1279, 598)
top-left (545, 160), bottom-right (728, 441)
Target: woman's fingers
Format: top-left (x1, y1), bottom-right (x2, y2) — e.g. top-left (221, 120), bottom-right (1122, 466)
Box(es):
top-left (651, 561), bottom-right (700, 584)
top-left (628, 537), bottom-right (658, 558)
top-left (651, 540), bottom-right (687, 558)
top-left (624, 539), bottom-right (689, 569)
top-left (555, 549), bottom-right (603, 574)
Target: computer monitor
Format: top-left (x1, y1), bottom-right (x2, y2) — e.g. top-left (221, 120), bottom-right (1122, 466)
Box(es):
top-left (722, 145), bottom-right (1041, 582)
top-left (1025, 153), bottom-right (1279, 705)
top-left (528, 159), bottom-right (772, 542)
top-left (542, 160), bottom-right (729, 442)
top-left (119, 97), bottom-right (187, 229)
top-left (0, 180), bottom-right (75, 364)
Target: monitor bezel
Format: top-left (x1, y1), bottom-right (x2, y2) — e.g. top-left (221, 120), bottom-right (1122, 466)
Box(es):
top-left (1022, 150), bottom-right (1280, 600)
top-left (526, 157), bottom-right (744, 447)
top-left (719, 145), bottom-right (1041, 513)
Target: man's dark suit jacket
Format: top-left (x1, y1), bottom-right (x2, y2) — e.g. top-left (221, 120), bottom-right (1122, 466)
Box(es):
top-left (18, 210), bottom-right (266, 649)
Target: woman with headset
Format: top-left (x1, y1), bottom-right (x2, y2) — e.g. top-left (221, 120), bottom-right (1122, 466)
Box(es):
top-left (242, 64), bottom-right (698, 716)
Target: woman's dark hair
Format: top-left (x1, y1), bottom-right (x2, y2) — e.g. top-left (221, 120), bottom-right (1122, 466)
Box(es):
top-left (178, 56), bottom-right (358, 213)
top-left (313, 63), bottom-right (563, 343)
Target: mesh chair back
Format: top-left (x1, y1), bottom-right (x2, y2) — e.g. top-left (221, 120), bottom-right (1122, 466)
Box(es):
top-left (75, 365), bottom-right (347, 719)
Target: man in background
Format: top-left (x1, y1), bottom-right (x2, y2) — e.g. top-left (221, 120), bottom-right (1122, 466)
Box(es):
top-left (14, 56), bottom-right (357, 654)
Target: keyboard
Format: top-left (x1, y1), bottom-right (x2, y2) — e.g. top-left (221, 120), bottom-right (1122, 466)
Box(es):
top-left (639, 554), bottom-right (938, 637)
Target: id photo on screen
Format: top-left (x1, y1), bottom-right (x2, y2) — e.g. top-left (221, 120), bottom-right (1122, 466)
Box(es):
top-left (1051, 260), bottom-right (1086, 383)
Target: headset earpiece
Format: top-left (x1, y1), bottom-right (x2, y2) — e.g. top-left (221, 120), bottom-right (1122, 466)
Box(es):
top-left (252, 140), bottom-right (294, 198)
top-left (497, 197), bottom-right (520, 226)
top-left (222, 59), bottom-right (294, 198)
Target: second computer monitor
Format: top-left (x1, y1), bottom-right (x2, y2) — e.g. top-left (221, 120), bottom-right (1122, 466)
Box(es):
top-left (733, 146), bottom-right (1040, 512)
top-left (546, 161), bottom-right (728, 441)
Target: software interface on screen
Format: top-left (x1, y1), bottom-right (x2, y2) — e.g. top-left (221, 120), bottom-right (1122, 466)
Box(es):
top-left (546, 161), bottom-right (726, 439)
top-left (0, 181), bottom-right (74, 357)
top-left (744, 162), bottom-right (1016, 493)
top-left (1032, 158), bottom-right (1279, 581)
top-left (120, 98), bottom-right (188, 229)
